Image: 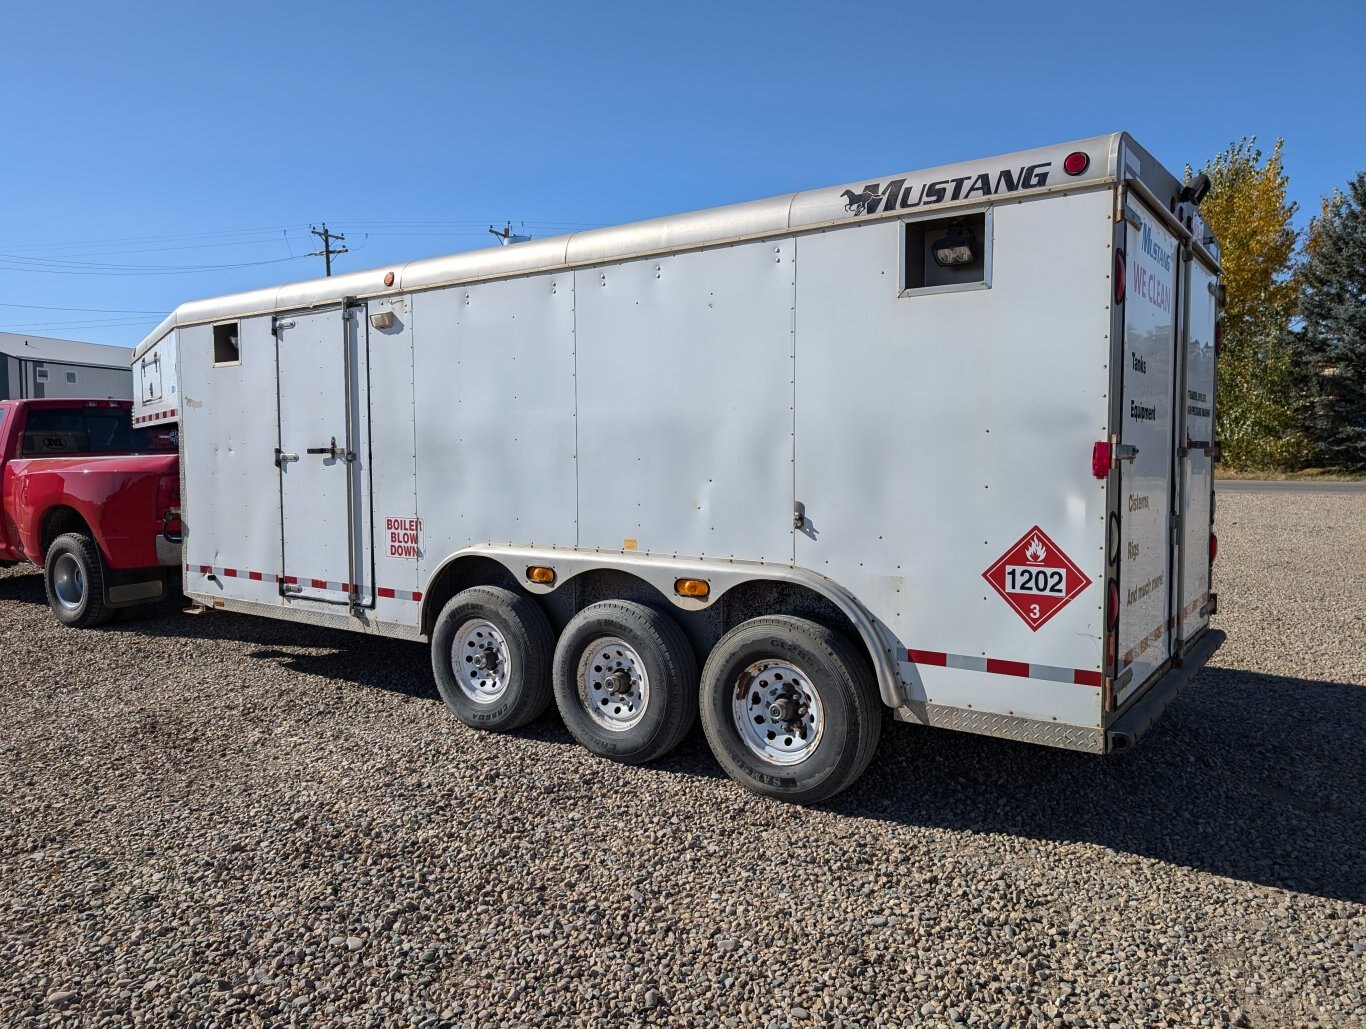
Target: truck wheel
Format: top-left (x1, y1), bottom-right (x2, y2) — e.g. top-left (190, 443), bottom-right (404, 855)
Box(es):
top-left (552, 601), bottom-right (698, 764)
top-left (699, 616), bottom-right (882, 804)
top-left (431, 586), bottom-right (554, 732)
top-left (44, 532), bottom-right (115, 629)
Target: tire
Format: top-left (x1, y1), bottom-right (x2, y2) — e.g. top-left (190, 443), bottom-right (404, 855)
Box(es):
top-left (699, 616), bottom-right (882, 804)
top-left (43, 532), bottom-right (115, 629)
top-left (552, 600), bottom-right (698, 765)
top-left (430, 586), bottom-right (554, 732)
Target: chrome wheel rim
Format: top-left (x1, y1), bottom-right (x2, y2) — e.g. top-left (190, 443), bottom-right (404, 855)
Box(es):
top-left (732, 659), bottom-right (824, 766)
top-left (452, 620), bottom-right (513, 704)
top-left (52, 553), bottom-right (85, 611)
top-left (578, 636), bottom-right (649, 731)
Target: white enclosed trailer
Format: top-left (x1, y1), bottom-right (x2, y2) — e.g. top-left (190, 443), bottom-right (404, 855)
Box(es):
top-left (134, 132), bottom-right (1224, 802)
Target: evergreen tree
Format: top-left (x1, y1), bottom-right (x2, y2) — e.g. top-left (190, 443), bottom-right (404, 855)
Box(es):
top-left (1296, 172), bottom-right (1366, 469)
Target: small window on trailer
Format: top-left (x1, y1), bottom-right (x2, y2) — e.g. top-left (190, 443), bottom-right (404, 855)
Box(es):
top-left (66, 371), bottom-right (78, 384)
top-left (35, 366), bottom-right (49, 381)
top-left (213, 322), bottom-right (241, 366)
top-left (901, 209), bottom-right (991, 296)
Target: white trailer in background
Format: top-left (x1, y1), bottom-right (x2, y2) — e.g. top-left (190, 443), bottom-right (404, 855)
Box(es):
top-left (134, 132), bottom-right (1224, 802)
top-left (1, 332), bottom-right (133, 401)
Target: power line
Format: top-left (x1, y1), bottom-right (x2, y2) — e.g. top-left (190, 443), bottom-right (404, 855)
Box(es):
top-left (0, 301), bottom-right (166, 313)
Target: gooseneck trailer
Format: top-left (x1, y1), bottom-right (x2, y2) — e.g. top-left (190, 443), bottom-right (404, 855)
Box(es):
top-left (133, 132), bottom-right (1224, 802)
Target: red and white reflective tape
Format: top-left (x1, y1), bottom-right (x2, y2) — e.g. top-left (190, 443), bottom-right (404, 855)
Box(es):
top-left (1124, 592), bottom-right (1209, 665)
top-left (133, 408), bottom-right (178, 426)
top-left (906, 648), bottom-right (1102, 688)
top-left (187, 563), bottom-right (422, 602)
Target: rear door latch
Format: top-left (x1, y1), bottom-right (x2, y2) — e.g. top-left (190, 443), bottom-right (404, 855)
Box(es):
top-left (305, 436), bottom-right (355, 462)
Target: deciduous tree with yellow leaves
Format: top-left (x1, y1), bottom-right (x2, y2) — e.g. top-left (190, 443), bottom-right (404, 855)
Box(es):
top-left (1192, 138), bottom-right (1308, 469)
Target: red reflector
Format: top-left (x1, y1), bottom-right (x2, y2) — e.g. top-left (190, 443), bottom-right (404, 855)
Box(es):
top-left (1063, 151), bottom-right (1090, 176)
top-left (1115, 250), bottom-right (1126, 303)
top-left (1107, 580), bottom-right (1120, 628)
top-left (1210, 533), bottom-right (1218, 563)
top-left (1214, 322), bottom-right (1223, 356)
top-left (1092, 441), bottom-right (1112, 479)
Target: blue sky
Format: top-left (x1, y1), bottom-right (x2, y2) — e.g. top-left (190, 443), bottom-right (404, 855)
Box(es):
top-left (2, 0), bottom-right (1362, 347)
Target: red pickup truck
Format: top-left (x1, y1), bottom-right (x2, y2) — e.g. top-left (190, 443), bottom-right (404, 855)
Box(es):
top-left (0, 398), bottom-right (181, 627)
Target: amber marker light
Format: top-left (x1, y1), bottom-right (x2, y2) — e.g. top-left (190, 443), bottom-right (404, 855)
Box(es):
top-left (384, 271), bottom-right (395, 287)
top-left (526, 566), bottom-right (556, 585)
top-left (674, 578), bottom-right (710, 599)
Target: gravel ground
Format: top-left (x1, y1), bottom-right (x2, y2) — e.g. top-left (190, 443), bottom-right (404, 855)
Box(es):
top-left (1, 490), bottom-right (1362, 1028)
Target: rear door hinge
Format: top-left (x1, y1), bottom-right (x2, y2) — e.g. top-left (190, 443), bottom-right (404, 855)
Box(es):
top-left (272, 316), bottom-right (296, 337)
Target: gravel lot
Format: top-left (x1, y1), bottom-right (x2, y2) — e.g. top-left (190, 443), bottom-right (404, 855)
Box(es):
top-left (2, 489), bottom-right (1362, 1027)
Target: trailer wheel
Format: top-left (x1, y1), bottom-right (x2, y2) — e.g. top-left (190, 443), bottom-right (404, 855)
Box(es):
top-left (431, 586), bottom-right (554, 732)
top-left (552, 601), bottom-right (698, 764)
top-left (700, 616), bottom-right (882, 804)
top-left (43, 532), bottom-right (115, 629)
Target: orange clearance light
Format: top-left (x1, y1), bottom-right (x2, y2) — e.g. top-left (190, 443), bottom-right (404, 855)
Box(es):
top-left (674, 578), bottom-right (710, 599)
top-left (383, 271), bottom-right (395, 287)
top-left (526, 566), bottom-right (556, 585)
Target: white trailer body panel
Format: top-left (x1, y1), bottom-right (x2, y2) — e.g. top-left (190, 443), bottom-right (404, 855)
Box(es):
top-left (143, 132), bottom-right (1223, 756)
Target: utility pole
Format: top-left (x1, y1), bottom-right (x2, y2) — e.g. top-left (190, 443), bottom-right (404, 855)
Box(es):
top-left (309, 223), bottom-right (349, 276)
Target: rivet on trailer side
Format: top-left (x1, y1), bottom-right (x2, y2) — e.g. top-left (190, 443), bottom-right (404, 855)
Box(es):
top-left (132, 132), bottom-right (1224, 803)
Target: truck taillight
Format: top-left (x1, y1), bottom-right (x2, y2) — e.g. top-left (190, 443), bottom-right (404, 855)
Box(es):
top-left (1114, 250), bottom-right (1126, 304)
top-left (1210, 532), bottom-right (1218, 563)
top-left (1107, 580), bottom-right (1120, 629)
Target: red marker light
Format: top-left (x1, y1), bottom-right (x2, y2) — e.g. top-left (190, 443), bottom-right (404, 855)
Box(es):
top-left (1063, 151), bottom-right (1090, 176)
top-left (1210, 533), bottom-right (1218, 563)
top-left (1214, 322), bottom-right (1223, 356)
top-left (1107, 580), bottom-right (1120, 628)
top-left (1115, 250), bottom-right (1126, 304)
top-left (1092, 441), bottom-right (1112, 479)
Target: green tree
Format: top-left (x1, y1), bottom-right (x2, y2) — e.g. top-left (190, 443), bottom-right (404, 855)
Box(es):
top-left (1192, 139), bottom-right (1307, 469)
top-left (1295, 173), bottom-right (1366, 469)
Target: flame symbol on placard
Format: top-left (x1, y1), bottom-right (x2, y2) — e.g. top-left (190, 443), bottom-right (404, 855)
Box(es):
top-left (1025, 537), bottom-right (1047, 564)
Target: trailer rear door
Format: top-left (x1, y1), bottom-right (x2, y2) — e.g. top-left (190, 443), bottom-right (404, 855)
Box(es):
top-left (1175, 249), bottom-right (1218, 645)
top-left (1115, 199), bottom-right (1181, 700)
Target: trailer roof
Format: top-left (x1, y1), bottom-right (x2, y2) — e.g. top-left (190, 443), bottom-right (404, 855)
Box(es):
top-left (1, 331), bottom-right (133, 368)
top-left (135, 132), bottom-right (1209, 360)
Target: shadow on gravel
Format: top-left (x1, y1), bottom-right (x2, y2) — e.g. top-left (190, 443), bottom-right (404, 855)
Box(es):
top-left (29, 578), bottom-right (1365, 902)
top-left (836, 667), bottom-right (1366, 903)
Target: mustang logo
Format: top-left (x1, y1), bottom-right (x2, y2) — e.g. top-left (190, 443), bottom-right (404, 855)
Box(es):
top-left (840, 187), bottom-right (885, 215)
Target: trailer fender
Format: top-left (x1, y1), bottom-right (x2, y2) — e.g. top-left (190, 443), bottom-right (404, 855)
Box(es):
top-left (421, 546), bottom-right (907, 709)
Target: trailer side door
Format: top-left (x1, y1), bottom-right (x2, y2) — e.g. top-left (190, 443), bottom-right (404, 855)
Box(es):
top-left (276, 306), bottom-right (374, 606)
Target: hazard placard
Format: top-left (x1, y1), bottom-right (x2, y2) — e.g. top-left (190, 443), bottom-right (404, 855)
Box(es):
top-left (983, 526), bottom-right (1091, 631)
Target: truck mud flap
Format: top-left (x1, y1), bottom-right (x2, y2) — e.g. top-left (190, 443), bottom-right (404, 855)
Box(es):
top-left (1106, 628), bottom-right (1225, 751)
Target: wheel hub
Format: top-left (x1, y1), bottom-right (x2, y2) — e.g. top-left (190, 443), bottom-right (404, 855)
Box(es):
top-left (51, 553), bottom-right (86, 612)
top-left (578, 637), bottom-right (650, 731)
top-left (451, 620), bottom-right (513, 705)
top-left (732, 660), bottom-right (824, 766)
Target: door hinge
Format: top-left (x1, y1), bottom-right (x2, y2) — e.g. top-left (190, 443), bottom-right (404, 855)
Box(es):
top-left (272, 317), bottom-right (296, 337)
top-left (280, 582), bottom-right (304, 596)
top-left (793, 501), bottom-right (806, 531)
top-left (1114, 443), bottom-right (1139, 463)
top-left (274, 448), bottom-right (299, 467)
